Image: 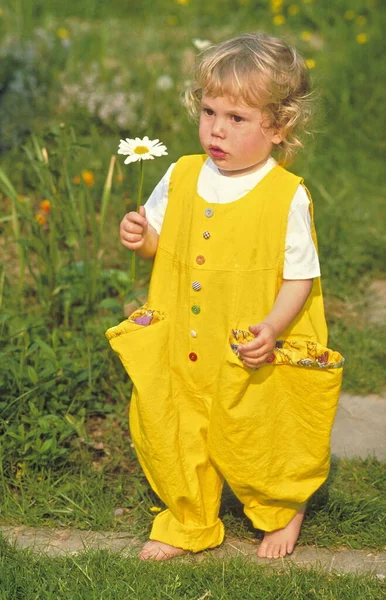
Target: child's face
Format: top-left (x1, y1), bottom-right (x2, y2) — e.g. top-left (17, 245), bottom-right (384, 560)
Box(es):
top-left (199, 94), bottom-right (282, 177)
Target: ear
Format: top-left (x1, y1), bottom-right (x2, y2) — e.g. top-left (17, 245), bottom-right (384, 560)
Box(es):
top-left (271, 129), bottom-right (284, 145)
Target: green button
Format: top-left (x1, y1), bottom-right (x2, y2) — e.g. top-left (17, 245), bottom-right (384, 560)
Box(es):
top-left (191, 305), bottom-right (200, 315)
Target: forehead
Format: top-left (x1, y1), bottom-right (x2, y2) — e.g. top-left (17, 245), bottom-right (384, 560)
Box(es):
top-left (201, 69), bottom-right (266, 107)
top-left (201, 93), bottom-right (261, 114)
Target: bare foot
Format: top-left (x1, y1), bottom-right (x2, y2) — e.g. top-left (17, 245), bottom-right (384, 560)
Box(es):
top-left (138, 540), bottom-right (187, 561)
top-left (257, 508), bottom-right (306, 559)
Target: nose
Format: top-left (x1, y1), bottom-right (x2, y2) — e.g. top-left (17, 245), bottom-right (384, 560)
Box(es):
top-left (211, 117), bottom-right (225, 138)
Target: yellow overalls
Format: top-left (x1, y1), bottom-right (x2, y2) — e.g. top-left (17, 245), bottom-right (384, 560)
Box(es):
top-left (106, 155), bottom-right (344, 552)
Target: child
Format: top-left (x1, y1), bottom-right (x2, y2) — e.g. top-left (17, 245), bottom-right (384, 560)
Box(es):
top-left (106, 32), bottom-right (344, 561)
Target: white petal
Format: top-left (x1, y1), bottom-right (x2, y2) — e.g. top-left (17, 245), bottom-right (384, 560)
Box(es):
top-left (118, 140), bottom-right (135, 154)
top-left (118, 135), bottom-right (167, 162)
top-left (124, 154), bottom-right (141, 164)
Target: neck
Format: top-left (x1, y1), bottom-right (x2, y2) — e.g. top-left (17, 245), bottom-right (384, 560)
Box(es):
top-left (218, 156), bottom-right (271, 177)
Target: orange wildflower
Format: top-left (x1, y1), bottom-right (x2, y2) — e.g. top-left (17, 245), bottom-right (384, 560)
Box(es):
top-left (35, 214), bottom-right (47, 226)
top-left (73, 175), bottom-right (81, 185)
top-left (81, 170), bottom-right (95, 187)
top-left (40, 200), bottom-right (51, 214)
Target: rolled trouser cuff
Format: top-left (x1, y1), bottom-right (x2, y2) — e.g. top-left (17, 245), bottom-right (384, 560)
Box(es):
top-left (150, 509), bottom-right (225, 552)
top-left (244, 501), bottom-right (306, 532)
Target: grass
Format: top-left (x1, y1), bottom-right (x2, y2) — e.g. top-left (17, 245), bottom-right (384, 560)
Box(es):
top-left (0, 537), bottom-right (385, 600)
top-left (1, 406), bottom-right (385, 551)
top-left (1, 3), bottom-right (386, 591)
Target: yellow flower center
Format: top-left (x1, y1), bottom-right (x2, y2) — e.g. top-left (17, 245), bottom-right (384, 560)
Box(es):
top-left (134, 145), bottom-right (150, 155)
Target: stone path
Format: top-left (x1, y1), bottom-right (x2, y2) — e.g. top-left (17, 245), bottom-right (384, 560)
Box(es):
top-left (331, 393), bottom-right (386, 461)
top-left (1, 392), bottom-right (385, 579)
top-left (0, 524), bottom-right (385, 578)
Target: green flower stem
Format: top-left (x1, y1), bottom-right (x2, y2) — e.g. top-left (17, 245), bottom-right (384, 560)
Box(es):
top-left (130, 160), bottom-right (144, 284)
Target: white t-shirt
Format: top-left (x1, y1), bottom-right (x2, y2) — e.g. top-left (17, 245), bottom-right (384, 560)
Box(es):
top-left (144, 156), bottom-right (321, 279)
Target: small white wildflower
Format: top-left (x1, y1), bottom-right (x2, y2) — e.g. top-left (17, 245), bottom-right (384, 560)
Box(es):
top-left (118, 136), bottom-right (168, 164)
top-left (155, 74), bottom-right (174, 91)
top-left (192, 38), bottom-right (212, 51)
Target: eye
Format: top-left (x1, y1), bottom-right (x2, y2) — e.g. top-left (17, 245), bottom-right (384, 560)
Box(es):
top-left (232, 114), bottom-right (244, 123)
top-left (202, 107), bottom-right (214, 116)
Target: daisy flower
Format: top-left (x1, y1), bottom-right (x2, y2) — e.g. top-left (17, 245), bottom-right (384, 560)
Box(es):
top-left (117, 134), bottom-right (168, 283)
top-left (118, 136), bottom-right (168, 164)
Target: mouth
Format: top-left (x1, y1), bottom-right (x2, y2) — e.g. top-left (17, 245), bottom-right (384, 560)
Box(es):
top-left (209, 145), bottom-right (227, 159)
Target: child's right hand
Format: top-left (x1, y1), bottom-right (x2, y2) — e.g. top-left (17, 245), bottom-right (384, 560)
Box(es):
top-left (120, 206), bottom-right (149, 250)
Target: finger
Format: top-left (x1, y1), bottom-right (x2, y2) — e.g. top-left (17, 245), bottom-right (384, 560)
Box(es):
top-left (121, 211), bottom-right (147, 230)
top-left (238, 341), bottom-right (267, 356)
top-left (121, 237), bottom-right (144, 250)
top-left (121, 222), bottom-right (144, 236)
top-left (122, 230), bottom-right (143, 241)
top-left (242, 353), bottom-right (272, 368)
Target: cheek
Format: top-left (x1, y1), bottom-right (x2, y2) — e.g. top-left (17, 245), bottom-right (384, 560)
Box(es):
top-left (198, 119), bottom-right (207, 143)
top-left (241, 129), bottom-right (269, 152)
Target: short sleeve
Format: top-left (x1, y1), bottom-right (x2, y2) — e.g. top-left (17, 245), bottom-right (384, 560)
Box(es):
top-left (283, 185), bottom-right (321, 280)
top-left (143, 163), bottom-right (175, 234)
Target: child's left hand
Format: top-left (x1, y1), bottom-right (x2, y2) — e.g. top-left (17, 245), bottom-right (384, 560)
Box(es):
top-left (237, 322), bottom-right (277, 369)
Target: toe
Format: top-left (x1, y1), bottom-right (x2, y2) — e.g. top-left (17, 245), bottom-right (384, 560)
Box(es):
top-left (279, 542), bottom-right (287, 558)
top-left (138, 541), bottom-right (159, 561)
top-left (272, 544), bottom-right (281, 559)
top-left (257, 542), bottom-right (269, 558)
top-left (286, 541), bottom-right (295, 555)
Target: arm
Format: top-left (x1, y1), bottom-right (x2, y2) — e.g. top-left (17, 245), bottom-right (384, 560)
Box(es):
top-left (237, 278), bottom-right (313, 369)
top-left (120, 205), bottom-right (159, 259)
top-left (120, 163), bottom-right (174, 260)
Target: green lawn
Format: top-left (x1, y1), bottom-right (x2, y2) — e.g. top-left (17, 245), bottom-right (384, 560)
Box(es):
top-left (0, 2), bottom-right (386, 593)
top-left (0, 537), bottom-right (384, 600)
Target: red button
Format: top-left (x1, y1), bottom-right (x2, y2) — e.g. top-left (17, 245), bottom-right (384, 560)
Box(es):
top-left (196, 255), bottom-right (205, 265)
top-left (189, 352), bottom-right (198, 362)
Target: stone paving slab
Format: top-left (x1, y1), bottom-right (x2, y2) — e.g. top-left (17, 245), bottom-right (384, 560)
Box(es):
top-left (1, 525), bottom-right (385, 578)
top-left (331, 393), bottom-right (386, 460)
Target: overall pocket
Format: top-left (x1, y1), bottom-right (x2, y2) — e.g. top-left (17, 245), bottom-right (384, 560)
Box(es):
top-left (229, 330), bottom-right (345, 370)
top-left (105, 305), bottom-right (169, 393)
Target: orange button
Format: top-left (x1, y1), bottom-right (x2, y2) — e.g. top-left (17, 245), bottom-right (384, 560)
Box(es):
top-left (189, 352), bottom-right (198, 362)
top-left (196, 255), bottom-right (205, 265)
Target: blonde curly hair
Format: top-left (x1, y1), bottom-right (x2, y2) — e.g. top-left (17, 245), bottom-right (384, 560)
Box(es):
top-left (185, 32), bottom-right (313, 165)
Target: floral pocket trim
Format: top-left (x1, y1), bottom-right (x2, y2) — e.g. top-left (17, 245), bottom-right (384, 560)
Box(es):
top-left (127, 305), bottom-right (165, 326)
top-left (230, 329), bottom-right (344, 369)
top-left (105, 305), bottom-right (165, 340)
